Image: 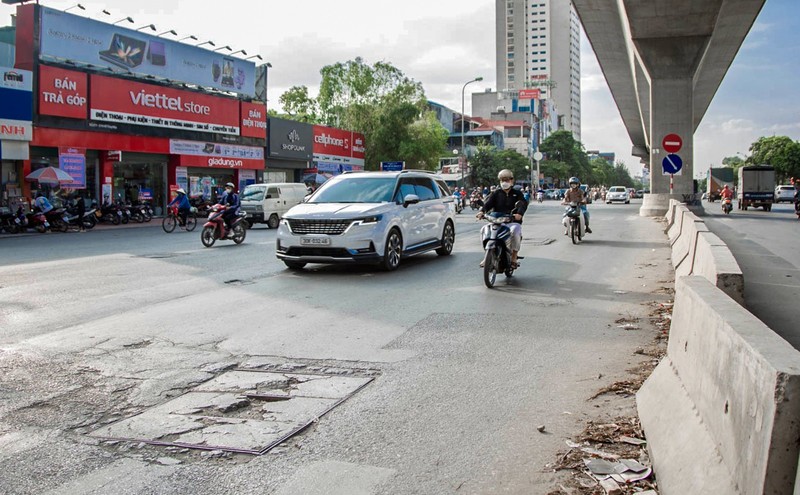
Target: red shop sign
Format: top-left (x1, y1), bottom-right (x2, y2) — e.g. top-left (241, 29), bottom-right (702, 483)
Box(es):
top-left (313, 125), bottom-right (352, 157)
top-left (38, 65), bottom-right (88, 119)
top-left (176, 154), bottom-right (264, 170)
top-left (240, 101), bottom-right (267, 140)
top-left (351, 132), bottom-right (365, 160)
top-left (90, 74), bottom-right (240, 136)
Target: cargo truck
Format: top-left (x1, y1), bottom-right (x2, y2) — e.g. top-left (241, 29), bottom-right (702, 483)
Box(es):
top-left (706, 167), bottom-right (735, 202)
top-left (737, 165), bottom-right (775, 211)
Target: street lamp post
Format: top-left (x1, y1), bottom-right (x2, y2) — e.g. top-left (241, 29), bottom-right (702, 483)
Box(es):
top-left (461, 76), bottom-right (483, 187)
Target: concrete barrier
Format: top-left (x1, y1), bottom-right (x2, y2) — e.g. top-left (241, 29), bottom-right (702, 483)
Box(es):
top-left (667, 204), bottom-right (690, 245)
top-left (671, 211), bottom-right (708, 274)
top-left (692, 231), bottom-right (745, 304)
top-left (638, 276), bottom-right (800, 494)
top-left (664, 199), bottom-right (681, 233)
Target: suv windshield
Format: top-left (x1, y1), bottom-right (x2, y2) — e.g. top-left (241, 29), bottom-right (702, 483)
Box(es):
top-left (241, 186), bottom-right (265, 202)
top-left (310, 177), bottom-right (397, 203)
top-left (610, 187), bottom-right (626, 192)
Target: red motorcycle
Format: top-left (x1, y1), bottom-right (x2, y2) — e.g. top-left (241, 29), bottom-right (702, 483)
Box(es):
top-left (201, 205), bottom-right (246, 247)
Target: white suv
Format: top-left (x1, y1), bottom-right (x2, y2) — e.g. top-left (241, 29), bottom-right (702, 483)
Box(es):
top-left (774, 185), bottom-right (796, 203)
top-left (276, 171), bottom-right (457, 270)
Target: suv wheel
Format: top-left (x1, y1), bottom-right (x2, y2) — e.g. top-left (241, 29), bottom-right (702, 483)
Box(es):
top-left (381, 229), bottom-right (402, 271)
top-left (436, 221), bottom-right (455, 256)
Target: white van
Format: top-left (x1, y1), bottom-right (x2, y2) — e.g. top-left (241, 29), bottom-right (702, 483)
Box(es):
top-left (240, 183), bottom-right (308, 228)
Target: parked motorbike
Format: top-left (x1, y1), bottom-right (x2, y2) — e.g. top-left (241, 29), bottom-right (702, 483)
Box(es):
top-left (97, 201), bottom-right (122, 225)
top-left (200, 205), bottom-right (247, 247)
top-left (562, 202), bottom-right (586, 244)
top-left (64, 203), bottom-right (97, 229)
top-left (189, 196), bottom-right (212, 217)
top-left (43, 207), bottom-right (70, 232)
top-left (0, 209), bottom-right (22, 233)
top-left (479, 202), bottom-right (524, 288)
top-left (722, 197), bottom-right (733, 215)
top-left (26, 209), bottom-right (50, 233)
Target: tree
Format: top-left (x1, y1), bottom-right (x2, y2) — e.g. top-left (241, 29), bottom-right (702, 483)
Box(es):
top-left (277, 58), bottom-right (446, 170)
top-left (746, 136), bottom-right (800, 182)
top-left (470, 145), bottom-right (530, 187)
top-left (610, 162), bottom-right (635, 187)
top-left (278, 85), bottom-right (319, 123)
top-left (539, 130), bottom-right (592, 184)
top-left (589, 157), bottom-right (615, 187)
top-left (721, 155), bottom-right (746, 176)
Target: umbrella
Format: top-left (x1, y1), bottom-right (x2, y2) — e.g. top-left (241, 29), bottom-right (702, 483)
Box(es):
top-left (25, 167), bottom-right (75, 185)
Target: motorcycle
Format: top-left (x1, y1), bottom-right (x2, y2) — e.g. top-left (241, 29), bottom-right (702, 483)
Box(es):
top-left (470, 195), bottom-right (483, 210)
top-left (479, 202), bottom-right (524, 288)
top-left (26, 209), bottom-right (50, 233)
top-left (562, 202), bottom-right (586, 244)
top-left (454, 195), bottom-right (463, 214)
top-left (0, 209), bottom-right (22, 233)
top-left (201, 205), bottom-right (247, 247)
top-left (43, 207), bottom-right (70, 233)
top-left (97, 201), bottom-right (122, 225)
top-left (722, 197), bottom-right (733, 215)
top-left (537, 191), bottom-right (544, 203)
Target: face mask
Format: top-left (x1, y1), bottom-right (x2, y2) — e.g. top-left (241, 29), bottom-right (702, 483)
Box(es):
top-left (500, 182), bottom-right (512, 191)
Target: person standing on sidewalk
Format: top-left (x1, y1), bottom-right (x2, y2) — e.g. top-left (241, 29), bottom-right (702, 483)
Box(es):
top-left (75, 193), bottom-right (86, 232)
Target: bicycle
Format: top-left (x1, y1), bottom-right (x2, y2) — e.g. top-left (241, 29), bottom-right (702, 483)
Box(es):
top-left (162, 205), bottom-right (197, 233)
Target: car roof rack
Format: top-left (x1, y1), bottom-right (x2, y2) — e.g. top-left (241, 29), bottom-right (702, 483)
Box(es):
top-left (398, 169), bottom-right (435, 174)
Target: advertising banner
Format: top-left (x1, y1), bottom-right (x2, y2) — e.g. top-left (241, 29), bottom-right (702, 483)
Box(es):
top-left (313, 125), bottom-right (351, 156)
top-left (39, 65), bottom-right (88, 119)
top-left (58, 146), bottom-right (86, 188)
top-left (170, 139), bottom-right (264, 170)
top-left (39, 7), bottom-right (256, 97)
top-left (351, 132), bottom-right (366, 161)
top-left (240, 101), bottom-right (267, 140)
top-left (519, 89), bottom-right (541, 100)
top-left (175, 166), bottom-right (188, 192)
top-left (238, 169), bottom-right (255, 193)
top-left (269, 118), bottom-right (312, 161)
top-left (90, 74), bottom-right (240, 135)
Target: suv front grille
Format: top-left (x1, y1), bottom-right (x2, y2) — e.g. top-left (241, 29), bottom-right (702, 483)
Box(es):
top-left (288, 219), bottom-right (352, 235)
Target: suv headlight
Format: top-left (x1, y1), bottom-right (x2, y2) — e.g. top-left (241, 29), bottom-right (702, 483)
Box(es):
top-left (355, 215), bottom-right (383, 225)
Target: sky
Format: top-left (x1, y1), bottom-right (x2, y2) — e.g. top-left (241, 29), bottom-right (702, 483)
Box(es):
top-left (2, 0), bottom-right (797, 179)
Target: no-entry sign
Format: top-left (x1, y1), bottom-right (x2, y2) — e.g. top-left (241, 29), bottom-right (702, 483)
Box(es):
top-left (662, 134), bottom-right (682, 154)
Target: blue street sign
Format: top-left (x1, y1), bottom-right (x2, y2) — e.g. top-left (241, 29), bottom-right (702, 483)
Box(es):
top-left (662, 154), bottom-right (683, 174)
top-left (381, 161), bottom-right (404, 171)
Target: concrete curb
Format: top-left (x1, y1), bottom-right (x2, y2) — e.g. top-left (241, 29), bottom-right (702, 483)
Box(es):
top-left (638, 276), bottom-right (800, 494)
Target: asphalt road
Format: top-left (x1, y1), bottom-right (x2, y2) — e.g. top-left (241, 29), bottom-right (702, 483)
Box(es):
top-left (701, 200), bottom-right (800, 348)
top-left (0, 201), bottom-right (673, 495)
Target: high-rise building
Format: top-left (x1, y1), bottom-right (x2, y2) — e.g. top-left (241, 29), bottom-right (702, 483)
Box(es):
top-left (495, 0), bottom-right (581, 141)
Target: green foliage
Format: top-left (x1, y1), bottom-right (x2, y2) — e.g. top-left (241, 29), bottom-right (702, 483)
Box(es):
top-left (746, 136), bottom-right (800, 182)
top-left (539, 130), bottom-right (592, 184)
top-left (277, 58), bottom-right (447, 170)
top-left (470, 146), bottom-right (531, 187)
top-left (611, 162), bottom-right (635, 188)
top-left (278, 85), bottom-right (319, 123)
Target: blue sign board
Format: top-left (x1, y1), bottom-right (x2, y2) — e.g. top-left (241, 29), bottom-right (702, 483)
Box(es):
top-left (381, 161), bottom-right (404, 171)
top-left (662, 154), bottom-right (683, 174)
top-left (59, 153), bottom-right (86, 188)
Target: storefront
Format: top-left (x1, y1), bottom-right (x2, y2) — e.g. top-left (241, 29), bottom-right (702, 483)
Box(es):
top-left (267, 118), bottom-right (313, 182)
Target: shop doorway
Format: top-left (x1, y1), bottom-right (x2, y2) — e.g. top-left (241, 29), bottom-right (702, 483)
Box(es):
top-left (188, 168), bottom-right (235, 203)
top-left (113, 161), bottom-right (166, 214)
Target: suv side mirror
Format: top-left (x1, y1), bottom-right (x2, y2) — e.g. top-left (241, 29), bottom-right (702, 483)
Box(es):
top-left (265, 194), bottom-right (272, 199)
top-left (403, 194), bottom-right (420, 208)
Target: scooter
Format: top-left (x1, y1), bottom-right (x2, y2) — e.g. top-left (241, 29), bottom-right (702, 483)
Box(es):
top-left (722, 197), bottom-right (733, 215)
top-left (454, 195), bottom-right (463, 214)
top-left (26, 209), bottom-right (50, 233)
top-left (470, 195), bottom-right (483, 210)
top-left (562, 202), bottom-right (586, 244)
top-left (201, 205), bottom-right (247, 247)
top-left (479, 201), bottom-right (524, 288)
top-left (537, 191), bottom-right (544, 203)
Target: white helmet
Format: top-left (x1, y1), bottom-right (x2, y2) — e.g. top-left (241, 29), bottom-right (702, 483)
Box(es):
top-left (176, 188), bottom-right (186, 195)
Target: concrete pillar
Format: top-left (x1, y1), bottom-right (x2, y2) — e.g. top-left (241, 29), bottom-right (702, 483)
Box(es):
top-left (635, 36), bottom-right (708, 216)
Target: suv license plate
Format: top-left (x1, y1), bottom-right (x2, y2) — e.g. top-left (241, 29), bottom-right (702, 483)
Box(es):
top-left (301, 237), bottom-right (331, 246)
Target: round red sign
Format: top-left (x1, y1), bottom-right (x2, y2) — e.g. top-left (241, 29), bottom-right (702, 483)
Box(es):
top-left (662, 134), bottom-right (682, 154)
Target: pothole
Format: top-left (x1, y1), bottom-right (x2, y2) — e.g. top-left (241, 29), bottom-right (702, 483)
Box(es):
top-left (88, 369), bottom-right (373, 455)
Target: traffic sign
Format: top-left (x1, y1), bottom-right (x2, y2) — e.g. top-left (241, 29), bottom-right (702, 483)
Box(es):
top-left (380, 161), bottom-right (404, 171)
top-left (662, 154), bottom-right (683, 174)
top-left (533, 151), bottom-right (543, 161)
top-left (662, 134), bottom-right (682, 154)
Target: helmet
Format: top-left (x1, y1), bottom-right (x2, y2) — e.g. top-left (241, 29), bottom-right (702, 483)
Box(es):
top-left (176, 188), bottom-right (186, 195)
top-left (498, 169), bottom-right (514, 180)
top-left (569, 177), bottom-right (580, 186)
top-left (225, 182), bottom-right (235, 189)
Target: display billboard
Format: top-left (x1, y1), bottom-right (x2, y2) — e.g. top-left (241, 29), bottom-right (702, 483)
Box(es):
top-left (39, 6), bottom-right (256, 97)
top-left (311, 125), bottom-right (365, 167)
top-left (268, 118), bottom-right (312, 161)
top-left (90, 74), bottom-right (240, 136)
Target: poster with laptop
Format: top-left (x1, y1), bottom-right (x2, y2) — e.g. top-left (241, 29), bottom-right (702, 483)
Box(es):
top-left (39, 7), bottom-right (256, 97)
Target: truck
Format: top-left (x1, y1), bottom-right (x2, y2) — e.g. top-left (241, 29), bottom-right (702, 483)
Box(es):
top-left (706, 167), bottom-right (735, 202)
top-left (737, 165), bottom-right (775, 211)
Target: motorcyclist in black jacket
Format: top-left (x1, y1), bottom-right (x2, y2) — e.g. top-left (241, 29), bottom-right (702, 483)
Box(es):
top-left (476, 169), bottom-right (528, 267)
